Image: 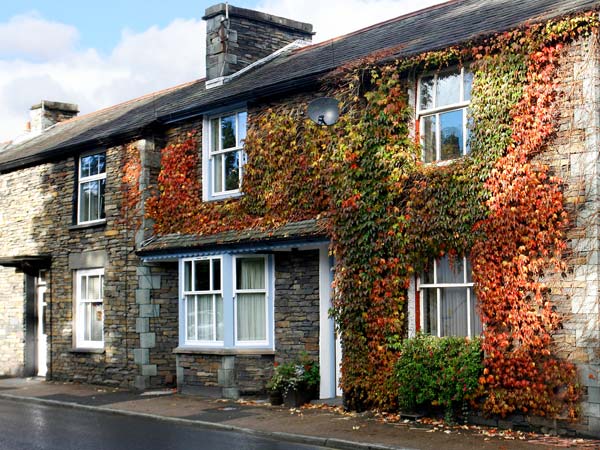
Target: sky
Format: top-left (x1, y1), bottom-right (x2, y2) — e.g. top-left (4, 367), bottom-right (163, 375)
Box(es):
top-left (0, 0), bottom-right (446, 143)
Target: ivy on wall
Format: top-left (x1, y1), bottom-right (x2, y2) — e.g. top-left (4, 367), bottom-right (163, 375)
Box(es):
top-left (145, 13), bottom-right (600, 418)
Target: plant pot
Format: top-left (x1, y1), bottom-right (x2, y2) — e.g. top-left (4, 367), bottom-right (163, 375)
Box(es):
top-left (269, 391), bottom-right (283, 406)
top-left (283, 389), bottom-right (313, 408)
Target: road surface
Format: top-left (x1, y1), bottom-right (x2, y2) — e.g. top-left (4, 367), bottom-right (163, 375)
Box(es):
top-left (0, 398), bottom-right (329, 450)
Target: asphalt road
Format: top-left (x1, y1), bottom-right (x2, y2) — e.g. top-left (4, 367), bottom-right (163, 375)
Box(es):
top-left (0, 398), bottom-right (328, 450)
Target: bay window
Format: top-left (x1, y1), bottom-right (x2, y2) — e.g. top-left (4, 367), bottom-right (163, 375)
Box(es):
top-left (180, 254), bottom-right (272, 349)
top-left (418, 68), bottom-right (472, 163)
top-left (420, 256), bottom-right (482, 338)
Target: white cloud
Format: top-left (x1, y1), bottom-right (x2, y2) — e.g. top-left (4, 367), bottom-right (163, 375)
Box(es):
top-left (256, 0), bottom-right (446, 42)
top-left (0, 15), bottom-right (204, 143)
top-left (0, 12), bottom-right (79, 60)
top-left (0, 2), bottom-right (445, 143)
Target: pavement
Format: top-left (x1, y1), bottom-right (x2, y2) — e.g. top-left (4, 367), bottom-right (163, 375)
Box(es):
top-left (0, 378), bottom-right (599, 450)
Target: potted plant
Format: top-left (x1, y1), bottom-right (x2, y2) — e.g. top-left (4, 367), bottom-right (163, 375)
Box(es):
top-left (267, 354), bottom-right (319, 407)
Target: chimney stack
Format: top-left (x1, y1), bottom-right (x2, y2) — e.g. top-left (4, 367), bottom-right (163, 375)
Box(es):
top-left (30, 100), bottom-right (79, 133)
top-left (203, 3), bottom-right (314, 80)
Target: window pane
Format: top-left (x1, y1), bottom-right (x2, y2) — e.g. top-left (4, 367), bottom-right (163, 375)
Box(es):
top-left (80, 153), bottom-right (106, 178)
top-left (422, 261), bottom-right (434, 284)
top-left (186, 296), bottom-right (196, 340)
top-left (463, 71), bottom-right (473, 101)
top-left (88, 275), bottom-right (100, 300)
top-left (90, 302), bottom-right (103, 341)
top-left (237, 293), bottom-right (266, 341)
top-left (238, 112), bottom-right (247, 145)
top-left (99, 178), bottom-right (106, 219)
top-left (210, 118), bottom-right (219, 152)
top-left (79, 183), bottom-right (90, 222)
top-left (440, 110), bottom-right (463, 160)
top-left (237, 258), bottom-right (265, 290)
top-left (419, 76), bottom-right (434, 110)
top-left (97, 153), bottom-right (106, 174)
top-left (440, 287), bottom-right (468, 337)
top-left (224, 151), bottom-right (240, 191)
top-left (221, 115), bottom-right (236, 149)
top-left (213, 154), bottom-right (223, 193)
top-left (80, 274), bottom-right (87, 297)
top-left (437, 256), bottom-right (464, 284)
top-left (84, 302), bottom-right (103, 342)
top-left (466, 258), bottom-right (473, 283)
top-left (421, 115), bottom-right (436, 163)
top-left (194, 260), bottom-right (210, 291)
top-left (436, 71), bottom-right (461, 107)
top-left (212, 259), bottom-right (221, 290)
top-left (422, 288), bottom-right (437, 336)
top-left (184, 261), bottom-right (192, 292)
top-left (197, 294), bottom-right (214, 340)
top-left (470, 288), bottom-right (483, 336)
top-left (89, 180), bottom-right (99, 220)
top-left (216, 295), bottom-right (224, 341)
top-left (80, 155), bottom-right (94, 178)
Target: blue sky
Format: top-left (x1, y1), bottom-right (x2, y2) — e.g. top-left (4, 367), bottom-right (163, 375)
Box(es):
top-left (0, 0), bottom-right (445, 142)
top-left (0, 1), bottom-right (257, 55)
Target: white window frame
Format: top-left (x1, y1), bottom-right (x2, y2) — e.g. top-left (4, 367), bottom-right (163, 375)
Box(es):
top-left (418, 256), bottom-right (480, 338)
top-left (233, 255), bottom-right (269, 347)
top-left (417, 67), bottom-right (472, 163)
top-left (182, 256), bottom-right (224, 346)
top-left (178, 253), bottom-right (274, 350)
top-left (202, 110), bottom-right (247, 201)
top-left (77, 151), bottom-right (107, 224)
top-left (75, 268), bottom-right (104, 349)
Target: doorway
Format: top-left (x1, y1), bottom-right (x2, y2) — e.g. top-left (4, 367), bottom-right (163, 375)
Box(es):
top-left (24, 270), bottom-right (48, 377)
top-left (36, 270), bottom-right (48, 377)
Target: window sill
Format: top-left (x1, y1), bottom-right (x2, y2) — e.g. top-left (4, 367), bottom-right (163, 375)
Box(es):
top-left (70, 348), bottom-right (105, 354)
top-left (69, 220), bottom-right (107, 231)
top-left (173, 346), bottom-right (275, 356)
top-left (204, 192), bottom-right (243, 202)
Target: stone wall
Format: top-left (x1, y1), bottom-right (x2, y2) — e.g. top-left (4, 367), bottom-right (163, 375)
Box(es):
top-left (531, 32), bottom-right (600, 436)
top-left (274, 250), bottom-right (320, 363)
top-left (0, 267), bottom-right (25, 377)
top-left (0, 140), bottom-right (152, 386)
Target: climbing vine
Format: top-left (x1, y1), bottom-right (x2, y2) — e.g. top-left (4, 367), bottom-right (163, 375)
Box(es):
top-left (120, 142), bottom-right (142, 228)
top-left (145, 12), bottom-right (600, 418)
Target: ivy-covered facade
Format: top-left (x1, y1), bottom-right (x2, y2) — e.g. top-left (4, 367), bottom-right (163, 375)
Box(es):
top-left (1, 0), bottom-right (600, 437)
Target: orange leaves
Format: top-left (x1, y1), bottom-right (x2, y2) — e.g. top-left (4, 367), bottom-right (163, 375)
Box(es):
top-left (470, 25), bottom-right (585, 418)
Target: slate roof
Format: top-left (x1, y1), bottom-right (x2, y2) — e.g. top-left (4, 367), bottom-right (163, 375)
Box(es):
top-left (137, 219), bottom-right (328, 257)
top-left (1, 0), bottom-right (598, 174)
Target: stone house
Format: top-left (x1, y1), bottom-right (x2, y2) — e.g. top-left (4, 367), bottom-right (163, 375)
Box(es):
top-left (1, 0), bottom-right (600, 436)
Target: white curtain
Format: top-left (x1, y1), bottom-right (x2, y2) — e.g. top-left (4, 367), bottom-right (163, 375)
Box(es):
top-left (238, 258), bottom-right (264, 289)
top-left (186, 296), bottom-right (196, 340)
top-left (441, 287), bottom-right (468, 337)
top-left (197, 294), bottom-right (214, 340)
top-left (237, 258), bottom-right (266, 341)
top-left (84, 302), bottom-right (103, 341)
top-left (186, 294), bottom-right (223, 341)
top-left (437, 257), bottom-right (463, 284)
